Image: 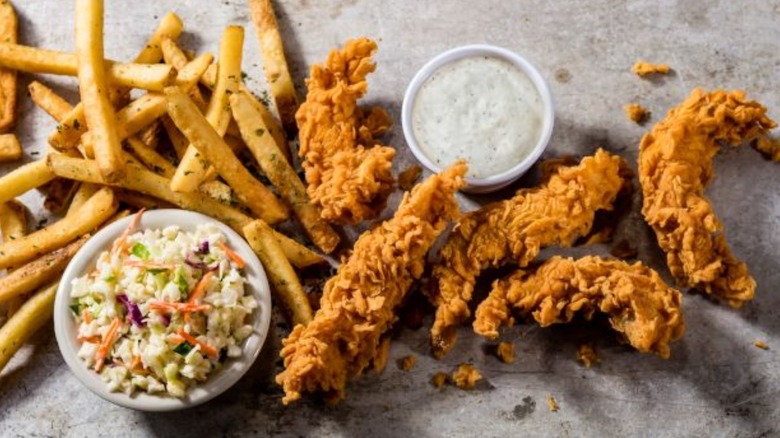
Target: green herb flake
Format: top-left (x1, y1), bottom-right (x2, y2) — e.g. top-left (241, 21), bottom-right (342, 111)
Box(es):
top-left (148, 268), bottom-right (166, 275)
top-left (131, 243), bottom-right (150, 260)
top-left (255, 128), bottom-right (265, 137)
top-left (103, 274), bottom-right (117, 282)
top-left (173, 341), bottom-right (193, 356)
top-left (176, 272), bottom-right (189, 299)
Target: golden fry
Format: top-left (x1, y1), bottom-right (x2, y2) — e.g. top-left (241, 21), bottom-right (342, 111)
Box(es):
top-left (231, 91), bottom-right (338, 253)
top-left (125, 137), bottom-right (176, 178)
top-left (28, 81), bottom-right (72, 121)
top-left (166, 86), bottom-right (288, 224)
top-left (244, 219), bottom-right (313, 326)
top-left (0, 160), bottom-right (55, 206)
top-left (161, 37), bottom-right (208, 109)
top-left (0, 199), bottom-right (27, 242)
top-left (0, 1), bottom-right (16, 132)
top-left (0, 281), bottom-right (59, 373)
top-left (0, 132), bottom-right (20, 162)
top-left (248, 0), bottom-right (300, 134)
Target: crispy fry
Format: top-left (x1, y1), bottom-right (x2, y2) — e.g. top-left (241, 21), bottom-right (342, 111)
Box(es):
top-left (28, 81), bottom-right (72, 121)
top-left (165, 86), bottom-right (288, 223)
top-left (244, 219), bottom-right (313, 326)
top-left (231, 91), bottom-right (338, 253)
top-left (160, 37), bottom-right (208, 109)
top-left (134, 12), bottom-right (184, 64)
top-left (0, 1), bottom-right (16, 132)
top-left (272, 231), bottom-right (325, 269)
top-left (0, 160), bottom-right (55, 206)
top-left (103, 62), bottom-right (175, 91)
top-left (0, 281), bottom-right (59, 373)
top-left (66, 182), bottom-right (99, 217)
top-left (75, 0), bottom-right (125, 182)
top-left (248, 0), bottom-right (300, 135)
top-left (0, 236), bottom-right (86, 304)
top-left (171, 26), bottom-right (243, 192)
top-left (0, 133), bottom-right (20, 162)
top-left (125, 137), bottom-right (175, 178)
top-left (0, 199), bottom-right (27, 243)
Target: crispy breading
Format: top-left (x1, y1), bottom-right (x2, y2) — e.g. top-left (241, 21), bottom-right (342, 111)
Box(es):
top-left (296, 37), bottom-right (396, 224)
top-left (547, 394), bottom-right (559, 412)
top-left (639, 89), bottom-right (776, 307)
top-left (276, 163), bottom-right (466, 404)
top-left (632, 61), bottom-right (669, 77)
top-left (474, 256), bottom-right (685, 359)
top-left (452, 363), bottom-right (482, 390)
top-left (577, 343), bottom-right (600, 368)
top-left (429, 149), bottom-right (629, 358)
top-left (496, 341), bottom-right (515, 364)
top-left (754, 137), bottom-right (780, 162)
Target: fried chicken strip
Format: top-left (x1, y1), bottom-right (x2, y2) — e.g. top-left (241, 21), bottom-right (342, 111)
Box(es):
top-left (639, 89), bottom-right (776, 307)
top-left (276, 162), bottom-right (466, 404)
top-left (474, 256), bottom-right (685, 358)
top-left (430, 149), bottom-right (629, 358)
top-left (296, 37), bottom-right (396, 224)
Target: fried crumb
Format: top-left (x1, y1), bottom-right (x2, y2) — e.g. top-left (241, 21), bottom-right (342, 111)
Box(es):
top-left (398, 165), bottom-right (423, 191)
top-left (372, 337), bottom-right (392, 374)
top-left (547, 394), bottom-right (559, 412)
top-left (431, 372), bottom-right (449, 388)
top-left (624, 103), bottom-right (650, 124)
top-left (631, 61), bottom-right (670, 77)
top-left (496, 341), bottom-right (515, 364)
top-left (610, 239), bottom-right (639, 259)
top-left (452, 363), bottom-right (482, 390)
top-left (398, 355), bottom-right (416, 371)
top-left (754, 137), bottom-right (780, 162)
top-left (577, 343), bottom-right (600, 368)
top-left (754, 340), bottom-right (769, 350)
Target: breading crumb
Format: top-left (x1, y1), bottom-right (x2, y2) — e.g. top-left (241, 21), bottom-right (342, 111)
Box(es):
top-left (754, 340), bottom-right (769, 350)
top-left (754, 137), bottom-right (780, 162)
top-left (431, 372), bottom-right (449, 388)
top-left (631, 61), bottom-right (670, 77)
top-left (577, 343), bottom-right (600, 368)
top-left (547, 394), bottom-right (559, 412)
top-left (496, 342), bottom-right (515, 364)
top-left (624, 104), bottom-right (650, 124)
top-left (372, 337), bottom-right (391, 374)
top-left (452, 363), bottom-right (482, 390)
top-left (398, 355), bottom-right (416, 371)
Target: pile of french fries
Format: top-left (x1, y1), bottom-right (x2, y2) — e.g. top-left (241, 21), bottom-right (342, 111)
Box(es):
top-left (0, 0), bottom-right (328, 375)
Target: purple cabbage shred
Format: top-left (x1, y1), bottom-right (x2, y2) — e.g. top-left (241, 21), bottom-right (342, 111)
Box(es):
top-left (116, 294), bottom-right (145, 328)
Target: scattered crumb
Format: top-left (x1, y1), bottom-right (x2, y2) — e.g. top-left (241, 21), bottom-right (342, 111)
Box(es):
top-left (398, 165), bottom-right (423, 191)
top-left (496, 342), bottom-right (516, 364)
top-left (754, 137), bottom-right (780, 162)
top-left (624, 103), bottom-right (650, 124)
top-left (398, 355), bottom-right (416, 371)
top-left (610, 239), bottom-right (639, 259)
top-left (547, 394), bottom-right (559, 412)
top-left (631, 60), bottom-right (670, 77)
top-left (754, 340), bottom-right (769, 350)
top-left (431, 372), bottom-right (449, 388)
top-left (372, 337), bottom-right (391, 374)
top-left (577, 343), bottom-right (600, 368)
top-left (452, 363), bottom-right (483, 390)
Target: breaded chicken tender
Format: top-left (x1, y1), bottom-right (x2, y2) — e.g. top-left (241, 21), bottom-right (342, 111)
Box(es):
top-left (639, 89), bottom-right (776, 306)
top-left (429, 149), bottom-right (629, 358)
top-left (296, 37), bottom-right (396, 224)
top-left (474, 256), bottom-right (685, 358)
top-left (276, 163), bottom-right (466, 404)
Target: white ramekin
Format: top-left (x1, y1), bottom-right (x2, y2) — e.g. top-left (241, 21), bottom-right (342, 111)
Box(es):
top-left (401, 44), bottom-right (555, 193)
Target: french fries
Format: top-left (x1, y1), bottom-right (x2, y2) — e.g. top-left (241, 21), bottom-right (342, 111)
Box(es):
top-left (0, 160), bottom-right (55, 206)
top-left (243, 219), bottom-right (313, 326)
top-left (0, 133), bottom-right (20, 162)
top-left (0, 281), bottom-right (59, 373)
top-left (28, 81), bottom-right (73, 121)
top-left (75, 0), bottom-right (125, 182)
top-left (171, 26), bottom-right (243, 192)
top-left (273, 231), bottom-right (325, 269)
top-left (0, 0), bottom-right (16, 132)
top-left (125, 137), bottom-right (176, 178)
top-left (231, 91), bottom-right (339, 253)
top-left (248, 0), bottom-right (300, 135)
top-left (165, 86), bottom-right (289, 224)
top-left (160, 37), bottom-right (207, 109)
top-left (0, 236), bottom-right (86, 304)
top-left (0, 186), bottom-right (117, 269)
top-left (66, 182), bottom-right (99, 216)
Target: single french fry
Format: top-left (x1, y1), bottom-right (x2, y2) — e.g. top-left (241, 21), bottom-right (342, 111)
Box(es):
top-left (0, 236), bottom-right (86, 304)
top-left (75, 0), bottom-right (125, 183)
top-left (248, 0), bottom-right (300, 135)
top-left (230, 92), bottom-right (338, 253)
top-left (125, 137), bottom-right (175, 178)
top-left (0, 0), bottom-right (16, 132)
top-left (0, 160), bottom-right (55, 206)
top-left (48, 12), bottom-right (183, 151)
top-left (0, 133), bottom-right (20, 162)
top-left (101, 62), bottom-right (175, 91)
top-left (28, 81), bottom-right (72, 121)
top-left (160, 37), bottom-right (208, 109)
top-left (0, 187), bottom-right (116, 269)
top-left (166, 86), bottom-right (288, 224)
top-left (243, 219), bottom-right (313, 326)
top-left (46, 154), bottom-right (320, 267)
top-left (171, 26), bottom-right (243, 192)
top-left (0, 281), bottom-right (59, 373)
top-left (0, 199), bottom-right (27, 243)
top-left (66, 182), bottom-right (99, 216)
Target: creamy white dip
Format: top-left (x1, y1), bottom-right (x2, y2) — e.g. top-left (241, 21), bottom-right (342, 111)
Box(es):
top-left (412, 56), bottom-right (544, 179)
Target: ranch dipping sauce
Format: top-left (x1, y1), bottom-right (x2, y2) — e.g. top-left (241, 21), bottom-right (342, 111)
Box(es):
top-left (412, 56), bottom-right (544, 179)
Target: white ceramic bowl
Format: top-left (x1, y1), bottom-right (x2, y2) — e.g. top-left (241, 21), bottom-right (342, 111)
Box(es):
top-left (53, 209), bottom-right (272, 412)
top-left (401, 44), bottom-right (555, 193)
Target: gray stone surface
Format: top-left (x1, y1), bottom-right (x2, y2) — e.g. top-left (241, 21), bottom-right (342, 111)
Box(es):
top-left (2, 0), bottom-right (780, 437)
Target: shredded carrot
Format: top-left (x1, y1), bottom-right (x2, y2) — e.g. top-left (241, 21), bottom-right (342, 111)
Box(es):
top-left (130, 355), bottom-right (142, 371)
top-left (124, 260), bottom-right (176, 270)
top-left (216, 241), bottom-right (245, 269)
top-left (112, 208), bottom-right (146, 255)
top-left (94, 317), bottom-right (122, 372)
top-left (78, 335), bottom-right (101, 343)
top-left (186, 271), bottom-right (214, 305)
top-left (148, 301), bottom-right (211, 313)
top-left (177, 329), bottom-right (218, 358)
top-left (81, 308), bottom-right (92, 324)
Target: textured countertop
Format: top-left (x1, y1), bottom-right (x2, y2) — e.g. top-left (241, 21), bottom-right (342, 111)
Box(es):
top-left (2, 1), bottom-right (780, 437)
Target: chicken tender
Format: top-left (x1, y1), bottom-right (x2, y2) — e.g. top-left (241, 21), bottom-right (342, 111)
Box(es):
top-left (474, 256), bottom-right (685, 359)
top-left (429, 149), bottom-right (629, 358)
top-left (276, 162), bottom-right (466, 404)
top-left (639, 89), bottom-right (776, 306)
top-left (296, 37), bottom-right (396, 224)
